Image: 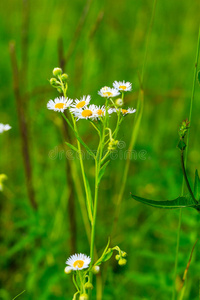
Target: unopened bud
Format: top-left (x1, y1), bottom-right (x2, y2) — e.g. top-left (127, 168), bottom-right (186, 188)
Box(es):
top-left (122, 252), bottom-right (127, 258)
top-left (115, 98), bottom-right (123, 107)
top-left (79, 293), bottom-right (89, 300)
top-left (64, 266), bottom-right (72, 274)
top-left (57, 87), bottom-right (63, 93)
top-left (118, 258), bottom-right (127, 266)
top-left (53, 67), bottom-right (62, 77)
top-left (61, 73), bottom-right (68, 82)
top-left (108, 139), bottom-right (119, 151)
top-left (115, 254), bottom-right (120, 261)
top-left (50, 78), bottom-right (59, 87)
top-left (92, 265), bottom-right (100, 274)
top-left (84, 282), bottom-right (93, 290)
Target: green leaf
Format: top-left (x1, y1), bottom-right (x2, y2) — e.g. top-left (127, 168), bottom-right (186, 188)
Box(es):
top-left (95, 238), bottom-right (112, 266)
top-left (98, 160), bottom-right (110, 184)
top-left (65, 142), bottom-right (79, 153)
top-left (194, 170), bottom-right (200, 201)
top-left (101, 249), bottom-right (113, 262)
top-left (198, 70), bottom-right (200, 85)
top-left (131, 193), bottom-right (199, 209)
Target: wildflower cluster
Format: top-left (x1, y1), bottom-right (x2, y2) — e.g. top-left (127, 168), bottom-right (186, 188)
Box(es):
top-left (47, 68), bottom-right (136, 299)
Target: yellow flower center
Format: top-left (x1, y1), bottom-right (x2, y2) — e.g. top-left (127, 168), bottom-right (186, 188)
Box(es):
top-left (81, 109), bottom-right (93, 118)
top-left (55, 103), bottom-right (65, 109)
top-left (76, 100), bottom-right (86, 109)
top-left (121, 109), bottom-right (128, 114)
top-left (119, 85), bottom-right (127, 90)
top-left (103, 92), bottom-right (112, 97)
top-left (73, 260), bottom-right (84, 268)
top-left (96, 109), bottom-right (104, 116)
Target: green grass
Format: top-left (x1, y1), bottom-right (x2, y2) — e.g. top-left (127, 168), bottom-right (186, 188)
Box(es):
top-left (0, 0), bottom-right (200, 299)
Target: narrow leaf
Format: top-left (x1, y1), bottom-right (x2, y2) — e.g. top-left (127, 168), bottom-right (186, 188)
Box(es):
top-left (98, 160), bottom-right (110, 184)
top-left (131, 194), bottom-right (198, 209)
top-left (95, 238), bottom-right (111, 266)
top-left (65, 142), bottom-right (79, 153)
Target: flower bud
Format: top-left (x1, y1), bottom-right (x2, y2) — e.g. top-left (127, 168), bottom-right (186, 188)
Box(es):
top-left (84, 282), bottom-right (93, 290)
top-left (50, 78), bottom-right (59, 87)
top-left (115, 98), bottom-right (123, 107)
top-left (79, 293), bottom-right (89, 300)
top-left (92, 265), bottom-right (100, 274)
top-left (64, 266), bottom-right (72, 274)
top-left (122, 252), bottom-right (127, 258)
top-left (53, 67), bottom-right (62, 77)
top-left (108, 139), bottom-right (119, 151)
top-left (61, 73), bottom-right (68, 82)
top-left (115, 254), bottom-right (120, 261)
top-left (57, 87), bottom-right (63, 93)
top-left (118, 258), bottom-right (127, 266)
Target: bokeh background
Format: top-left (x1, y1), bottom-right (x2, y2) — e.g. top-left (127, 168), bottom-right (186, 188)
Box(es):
top-left (0, 0), bottom-right (200, 299)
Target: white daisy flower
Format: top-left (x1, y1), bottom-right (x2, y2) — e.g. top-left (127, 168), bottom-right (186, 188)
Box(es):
top-left (0, 123), bottom-right (11, 134)
top-left (70, 95), bottom-right (91, 112)
top-left (113, 81), bottom-right (132, 92)
top-left (120, 108), bottom-right (136, 115)
top-left (72, 105), bottom-right (97, 120)
top-left (66, 253), bottom-right (91, 271)
top-left (98, 86), bottom-right (120, 98)
top-left (47, 96), bottom-right (73, 113)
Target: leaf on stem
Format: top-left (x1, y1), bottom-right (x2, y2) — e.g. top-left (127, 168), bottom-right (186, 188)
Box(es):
top-left (95, 238), bottom-right (113, 266)
top-left (98, 160), bottom-right (110, 184)
top-left (130, 193), bottom-right (200, 210)
top-left (65, 142), bottom-right (79, 153)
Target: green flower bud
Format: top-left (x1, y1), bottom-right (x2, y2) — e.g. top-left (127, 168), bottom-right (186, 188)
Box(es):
top-left (61, 73), bottom-right (68, 82)
top-left (64, 266), bottom-right (72, 274)
top-left (118, 258), bottom-right (127, 266)
top-left (50, 78), bottom-right (60, 87)
top-left (84, 282), bottom-right (93, 290)
top-left (122, 252), bottom-right (127, 258)
top-left (53, 67), bottom-right (62, 77)
top-left (115, 254), bottom-right (120, 261)
top-left (115, 98), bottom-right (123, 107)
top-left (92, 265), bottom-right (100, 274)
top-left (79, 293), bottom-right (89, 300)
top-left (57, 87), bottom-right (63, 93)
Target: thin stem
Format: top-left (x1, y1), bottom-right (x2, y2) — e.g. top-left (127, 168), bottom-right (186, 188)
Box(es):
top-left (180, 151), bottom-right (198, 204)
top-left (172, 26), bottom-right (200, 300)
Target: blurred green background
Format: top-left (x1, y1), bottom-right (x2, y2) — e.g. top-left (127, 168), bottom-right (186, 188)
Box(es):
top-left (0, 0), bottom-right (200, 299)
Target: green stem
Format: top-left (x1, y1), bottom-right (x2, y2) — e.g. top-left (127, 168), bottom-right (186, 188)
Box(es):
top-left (172, 26), bottom-right (200, 300)
top-left (180, 151), bottom-right (198, 204)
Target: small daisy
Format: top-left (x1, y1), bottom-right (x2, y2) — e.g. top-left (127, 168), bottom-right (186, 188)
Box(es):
top-left (98, 86), bottom-right (120, 98)
top-left (113, 81), bottom-right (132, 92)
top-left (72, 105), bottom-right (97, 120)
top-left (0, 123), bottom-right (11, 134)
top-left (70, 95), bottom-right (91, 112)
top-left (120, 108), bottom-right (136, 115)
top-left (91, 105), bottom-right (106, 118)
top-left (66, 253), bottom-right (91, 271)
top-left (47, 96), bottom-right (73, 113)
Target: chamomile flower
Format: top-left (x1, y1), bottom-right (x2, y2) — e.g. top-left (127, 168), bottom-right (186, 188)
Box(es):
top-left (72, 105), bottom-right (97, 120)
top-left (120, 108), bottom-right (136, 115)
top-left (70, 95), bottom-right (91, 113)
top-left (47, 96), bottom-right (73, 113)
top-left (66, 253), bottom-right (91, 271)
top-left (98, 86), bottom-right (120, 98)
top-left (0, 123), bottom-right (11, 134)
top-left (113, 81), bottom-right (132, 92)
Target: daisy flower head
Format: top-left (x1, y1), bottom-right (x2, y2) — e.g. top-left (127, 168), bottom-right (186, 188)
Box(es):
top-left (120, 108), bottom-right (136, 115)
top-left (98, 86), bottom-right (120, 98)
top-left (47, 96), bottom-right (73, 113)
top-left (66, 253), bottom-right (91, 271)
top-left (72, 105), bottom-right (97, 121)
top-left (113, 80), bottom-right (132, 92)
top-left (0, 123), bottom-right (11, 134)
top-left (70, 95), bottom-right (91, 113)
